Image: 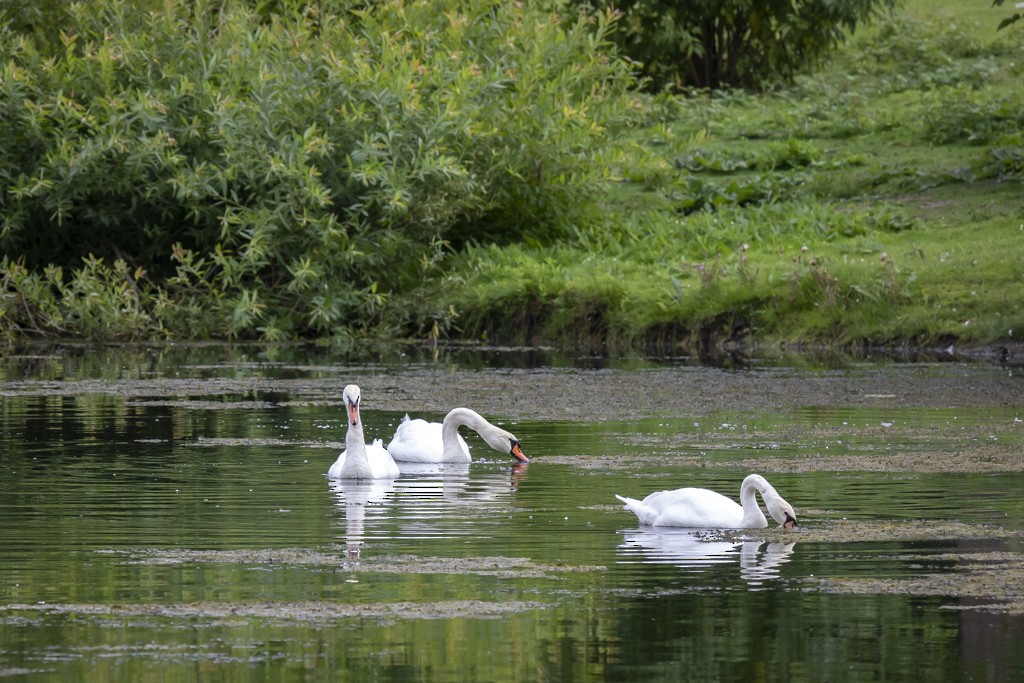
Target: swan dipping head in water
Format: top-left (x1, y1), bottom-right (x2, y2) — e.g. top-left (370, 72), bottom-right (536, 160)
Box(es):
top-left (387, 407), bottom-right (529, 464)
top-left (616, 474), bottom-right (797, 529)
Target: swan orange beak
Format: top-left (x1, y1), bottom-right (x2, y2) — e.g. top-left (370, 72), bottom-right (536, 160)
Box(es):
top-left (346, 401), bottom-right (360, 427)
top-left (783, 514), bottom-right (797, 530)
top-left (510, 441), bottom-right (528, 463)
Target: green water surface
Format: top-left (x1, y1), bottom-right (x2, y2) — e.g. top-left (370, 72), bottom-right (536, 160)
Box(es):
top-left (1, 346), bottom-right (1022, 682)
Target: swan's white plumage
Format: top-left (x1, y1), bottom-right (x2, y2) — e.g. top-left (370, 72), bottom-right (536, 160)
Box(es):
top-left (327, 385), bottom-right (400, 480)
top-left (387, 407), bottom-right (528, 464)
top-left (328, 438), bottom-right (397, 479)
top-left (616, 474), bottom-right (796, 529)
top-left (387, 414), bottom-right (471, 462)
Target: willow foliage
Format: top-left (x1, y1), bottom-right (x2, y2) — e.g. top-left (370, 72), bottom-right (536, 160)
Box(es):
top-left (0, 0), bottom-right (637, 340)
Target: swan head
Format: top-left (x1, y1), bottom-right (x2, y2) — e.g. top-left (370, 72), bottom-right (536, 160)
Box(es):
top-left (766, 495), bottom-right (797, 529)
top-left (508, 438), bottom-right (528, 463)
top-left (481, 428), bottom-right (528, 463)
top-left (343, 384), bottom-right (362, 426)
top-left (743, 474), bottom-right (797, 529)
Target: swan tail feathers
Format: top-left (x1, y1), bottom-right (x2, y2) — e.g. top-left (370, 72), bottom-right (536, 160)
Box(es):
top-left (615, 494), bottom-right (656, 524)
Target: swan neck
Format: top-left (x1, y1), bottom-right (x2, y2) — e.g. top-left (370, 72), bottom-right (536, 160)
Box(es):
top-left (441, 408), bottom-right (485, 457)
top-left (342, 419), bottom-right (370, 474)
top-left (443, 408), bottom-right (487, 430)
top-left (739, 476), bottom-right (769, 526)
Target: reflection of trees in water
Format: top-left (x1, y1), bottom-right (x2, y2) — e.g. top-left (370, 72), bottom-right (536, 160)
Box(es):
top-left (955, 538), bottom-right (1024, 681)
top-left (619, 529), bottom-right (796, 585)
top-left (330, 463), bottom-right (527, 559)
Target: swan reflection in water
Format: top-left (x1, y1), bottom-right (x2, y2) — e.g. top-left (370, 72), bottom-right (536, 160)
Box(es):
top-left (618, 528), bottom-right (796, 586)
top-left (391, 461), bottom-right (528, 504)
top-left (329, 479), bottom-right (396, 560)
top-left (331, 462), bottom-right (528, 558)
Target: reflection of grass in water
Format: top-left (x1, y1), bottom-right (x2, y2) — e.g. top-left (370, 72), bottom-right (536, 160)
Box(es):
top-left (551, 445), bottom-right (1024, 474)
top-left (101, 548), bottom-right (605, 578)
top-left (5, 551), bottom-right (603, 625)
top-left (189, 436), bottom-right (345, 449)
top-left (814, 554), bottom-right (1024, 615)
top-left (719, 519), bottom-right (1024, 544)
top-left (718, 519), bottom-right (1024, 614)
top-left (603, 417), bottom-right (1024, 474)
top-left (0, 599), bottom-right (550, 623)
top-left (740, 449), bottom-right (1024, 474)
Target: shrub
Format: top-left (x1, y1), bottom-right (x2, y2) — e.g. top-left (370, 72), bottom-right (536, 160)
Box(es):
top-left (584, 0), bottom-right (898, 91)
top-left (922, 88), bottom-right (1024, 145)
top-left (0, 0), bottom-right (637, 339)
top-left (985, 136), bottom-right (1024, 179)
top-left (841, 18), bottom-right (1007, 94)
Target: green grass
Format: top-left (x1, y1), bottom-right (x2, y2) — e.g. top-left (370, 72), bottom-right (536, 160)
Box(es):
top-left (424, 0), bottom-right (1024, 351)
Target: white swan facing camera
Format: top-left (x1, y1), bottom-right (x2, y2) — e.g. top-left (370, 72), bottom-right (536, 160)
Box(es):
top-left (327, 384), bottom-right (400, 480)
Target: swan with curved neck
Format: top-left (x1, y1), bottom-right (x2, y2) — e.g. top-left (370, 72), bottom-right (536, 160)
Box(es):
top-left (387, 407), bottom-right (528, 464)
top-left (615, 474), bottom-right (797, 529)
top-left (327, 385), bottom-right (400, 480)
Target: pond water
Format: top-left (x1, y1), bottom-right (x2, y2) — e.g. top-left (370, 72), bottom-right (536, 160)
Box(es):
top-left (1, 344), bottom-right (1023, 682)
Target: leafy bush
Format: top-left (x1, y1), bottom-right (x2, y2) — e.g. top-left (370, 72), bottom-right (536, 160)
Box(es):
top-left (922, 88), bottom-right (1024, 144)
top-left (669, 175), bottom-right (796, 215)
top-left (985, 136), bottom-right (1024, 179)
top-left (0, 0), bottom-right (636, 340)
top-left (840, 17), bottom-right (1007, 94)
top-left (584, 0), bottom-right (898, 91)
top-left (0, 0), bottom-right (74, 50)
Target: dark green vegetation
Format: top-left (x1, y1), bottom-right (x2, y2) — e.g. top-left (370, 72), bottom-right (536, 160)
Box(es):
top-left (0, 0), bottom-right (634, 341)
top-left (444, 0), bottom-right (1024, 351)
top-left (591, 0), bottom-right (899, 90)
top-left (1, 0), bottom-right (1022, 350)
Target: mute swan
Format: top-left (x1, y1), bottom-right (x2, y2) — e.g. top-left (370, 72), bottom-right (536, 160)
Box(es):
top-left (615, 474), bottom-right (797, 529)
top-left (386, 408), bottom-right (529, 464)
top-left (327, 385), bottom-right (400, 480)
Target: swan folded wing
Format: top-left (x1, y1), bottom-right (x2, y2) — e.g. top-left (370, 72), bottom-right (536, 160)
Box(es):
top-left (367, 439), bottom-right (400, 479)
top-left (659, 488), bottom-right (747, 528)
top-left (387, 418), bottom-right (442, 461)
top-left (327, 451), bottom-right (347, 479)
top-left (388, 417), bottom-right (470, 463)
top-left (618, 488), bottom-right (747, 528)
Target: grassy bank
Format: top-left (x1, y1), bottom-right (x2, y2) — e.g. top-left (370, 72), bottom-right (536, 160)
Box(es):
top-left (1, 0), bottom-right (1020, 352)
top-left (426, 0), bottom-right (1024, 352)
